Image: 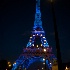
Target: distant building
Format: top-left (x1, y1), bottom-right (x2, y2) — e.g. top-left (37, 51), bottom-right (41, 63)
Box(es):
top-left (0, 60), bottom-right (12, 70)
top-left (0, 60), bottom-right (8, 70)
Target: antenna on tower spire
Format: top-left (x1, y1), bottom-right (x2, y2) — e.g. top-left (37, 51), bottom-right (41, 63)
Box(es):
top-left (33, 0), bottom-right (42, 30)
top-left (36, 0), bottom-right (40, 13)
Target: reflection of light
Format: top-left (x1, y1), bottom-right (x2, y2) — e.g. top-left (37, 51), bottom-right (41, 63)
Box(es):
top-left (44, 49), bottom-right (46, 52)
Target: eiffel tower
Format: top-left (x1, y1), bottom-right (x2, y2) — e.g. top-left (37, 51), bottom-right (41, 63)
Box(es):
top-left (12, 0), bottom-right (57, 70)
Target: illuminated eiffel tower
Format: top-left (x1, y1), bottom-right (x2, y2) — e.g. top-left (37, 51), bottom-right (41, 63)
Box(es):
top-left (12, 0), bottom-right (57, 70)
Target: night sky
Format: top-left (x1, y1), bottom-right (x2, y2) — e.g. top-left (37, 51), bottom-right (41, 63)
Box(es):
top-left (0, 0), bottom-right (70, 63)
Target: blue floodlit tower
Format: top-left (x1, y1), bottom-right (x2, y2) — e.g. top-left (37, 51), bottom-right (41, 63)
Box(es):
top-left (26, 0), bottom-right (49, 48)
top-left (12, 0), bottom-right (57, 70)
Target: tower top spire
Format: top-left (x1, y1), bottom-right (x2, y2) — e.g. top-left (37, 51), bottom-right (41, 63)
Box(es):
top-left (33, 0), bottom-right (42, 30)
top-left (36, 0), bottom-right (40, 13)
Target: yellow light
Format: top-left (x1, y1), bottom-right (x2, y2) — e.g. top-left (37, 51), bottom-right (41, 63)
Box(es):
top-left (44, 49), bottom-right (46, 52)
top-left (37, 45), bottom-right (38, 47)
top-left (30, 37), bottom-right (32, 38)
top-left (65, 66), bottom-right (68, 70)
top-left (41, 44), bottom-right (42, 46)
top-left (14, 62), bottom-right (16, 64)
top-left (8, 62), bottom-right (10, 64)
top-left (9, 64), bottom-right (11, 67)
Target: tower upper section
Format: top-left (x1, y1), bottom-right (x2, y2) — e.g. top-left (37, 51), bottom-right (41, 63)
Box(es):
top-left (33, 0), bottom-right (42, 30)
top-left (26, 0), bottom-right (49, 48)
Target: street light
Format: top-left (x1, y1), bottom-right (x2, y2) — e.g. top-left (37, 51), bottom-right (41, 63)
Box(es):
top-left (65, 66), bottom-right (68, 70)
top-left (48, 0), bottom-right (62, 70)
top-left (8, 61), bottom-right (12, 68)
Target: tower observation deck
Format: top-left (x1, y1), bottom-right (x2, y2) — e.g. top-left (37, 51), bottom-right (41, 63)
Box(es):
top-left (12, 0), bottom-right (58, 70)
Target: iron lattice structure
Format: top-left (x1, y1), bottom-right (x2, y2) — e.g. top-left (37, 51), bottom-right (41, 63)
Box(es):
top-left (12, 0), bottom-right (57, 70)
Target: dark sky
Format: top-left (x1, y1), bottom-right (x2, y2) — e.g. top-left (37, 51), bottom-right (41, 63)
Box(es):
top-left (0, 0), bottom-right (70, 63)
